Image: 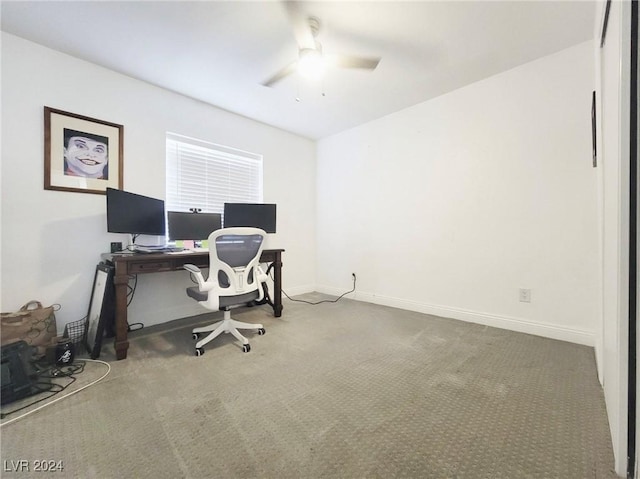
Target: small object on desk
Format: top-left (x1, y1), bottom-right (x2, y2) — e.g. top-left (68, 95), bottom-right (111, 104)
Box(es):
top-left (134, 245), bottom-right (184, 254)
top-left (134, 247), bottom-right (162, 254)
top-left (183, 240), bottom-right (195, 249)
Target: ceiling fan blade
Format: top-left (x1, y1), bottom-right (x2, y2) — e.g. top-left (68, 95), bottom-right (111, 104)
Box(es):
top-left (262, 60), bottom-right (298, 87)
top-left (326, 54), bottom-right (381, 70)
top-left (283, 1), bottom-right (316, 50)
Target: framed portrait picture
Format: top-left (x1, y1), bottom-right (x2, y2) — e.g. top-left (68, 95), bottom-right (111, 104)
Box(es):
top-left (44, 107), bottom-right (123, 195)
top-left (84, 263), bottom-right (115, 359)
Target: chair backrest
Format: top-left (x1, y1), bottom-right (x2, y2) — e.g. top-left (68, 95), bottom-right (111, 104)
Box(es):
top-left (208, 227), bottom-right (266, 295)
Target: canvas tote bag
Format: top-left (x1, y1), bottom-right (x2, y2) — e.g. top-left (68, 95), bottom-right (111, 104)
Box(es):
top-left (1, 301), bottom-right (58, 357)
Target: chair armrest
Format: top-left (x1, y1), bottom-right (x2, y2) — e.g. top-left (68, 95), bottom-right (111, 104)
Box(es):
top-left (184, 263), bottom-right (206, 290)
top-left (254, 265), bottom-right (268, 302)
top-left (184, 263), bottom-right (219, 293)
top-left (256, 265), bottom-right (268, 284)
top-left (184, 264), bottom-right (220, 311)
top-left (183, 264), bottom-right (201, 274)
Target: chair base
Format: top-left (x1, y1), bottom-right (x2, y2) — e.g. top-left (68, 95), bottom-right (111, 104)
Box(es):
top-left (192, 309), bottom-right (264, 353)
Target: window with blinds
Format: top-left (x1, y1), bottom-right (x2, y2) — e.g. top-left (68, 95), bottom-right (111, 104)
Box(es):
top-left (166, 133), bottom-right (263, 216)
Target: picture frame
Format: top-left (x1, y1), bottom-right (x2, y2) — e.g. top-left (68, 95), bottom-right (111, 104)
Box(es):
top-left (44, 106), bottom-right (123, 195)
top-left (599, 0), bottom-right (611, 48)
top-left (591, 91), bottom-right (597, 168)
top-left (84, 263), bottom-right (115, 359)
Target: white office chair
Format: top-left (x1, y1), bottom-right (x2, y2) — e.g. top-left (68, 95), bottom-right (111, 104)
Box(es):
top-left (183, 227), bottom-right (268, 355)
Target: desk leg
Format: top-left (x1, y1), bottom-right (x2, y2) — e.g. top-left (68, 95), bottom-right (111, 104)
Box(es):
top-left (113, 261), bottom-right (130, 360)
top-left (272, 252), bottom-right (283, 317)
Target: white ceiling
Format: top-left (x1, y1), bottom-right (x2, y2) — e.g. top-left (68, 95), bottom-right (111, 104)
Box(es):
top-left (1, 1), bottom-right (595, 140)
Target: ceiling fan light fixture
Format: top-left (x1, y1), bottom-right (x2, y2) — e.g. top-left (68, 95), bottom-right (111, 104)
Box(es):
top-left (261, 11), bottom-right (380, 88)
top-left (297, 48), bottom-right (325, 80)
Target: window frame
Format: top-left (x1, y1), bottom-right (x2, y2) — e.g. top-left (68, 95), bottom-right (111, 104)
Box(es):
top-left (165, 132), bottom-right (264, 220)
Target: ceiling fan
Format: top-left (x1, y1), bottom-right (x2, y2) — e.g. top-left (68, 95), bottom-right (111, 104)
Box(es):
top-left (262, 3), bottom-right (381, 87)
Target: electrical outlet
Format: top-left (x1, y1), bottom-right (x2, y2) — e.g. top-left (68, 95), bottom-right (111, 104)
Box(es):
top-left (519, 288), bottom-right (531, 303)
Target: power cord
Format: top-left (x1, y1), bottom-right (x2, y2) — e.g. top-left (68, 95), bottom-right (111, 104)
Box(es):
top-left (280, 273), bottom-right (357, 305)
top-left (125, 274), bottom-right (144, 331)
top-left (126, 274), bottom-right (137, 306)
top-left (0, 362), bottom-right (85, 419)
top-left (0, 359), bottom-right (111, 427)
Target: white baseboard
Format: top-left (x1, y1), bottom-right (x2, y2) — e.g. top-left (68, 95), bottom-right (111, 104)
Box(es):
top-left (282, 284), bottom-right (316, 298)
top-left (315, 285), bottom-right (595, 347)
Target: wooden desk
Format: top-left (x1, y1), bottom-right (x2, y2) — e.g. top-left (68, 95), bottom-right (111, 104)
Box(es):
top-left (103, 249), bottom-right (284, 360)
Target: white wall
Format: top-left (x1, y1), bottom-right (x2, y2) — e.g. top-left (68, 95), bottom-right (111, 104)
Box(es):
top-left (317, 41), bottom-right (599, 347)
top-left (0, 33), bottom-right (317, 330)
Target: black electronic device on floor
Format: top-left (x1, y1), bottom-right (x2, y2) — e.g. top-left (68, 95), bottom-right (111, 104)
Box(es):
top-left (1, 341), bottom-right (41, 405)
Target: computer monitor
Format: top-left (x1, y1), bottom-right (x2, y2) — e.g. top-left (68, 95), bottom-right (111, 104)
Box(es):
top-left (223, 203), bottom-right (276, 233)
top-left (106, 188), bottom-right (166, 240)
top-left (167, 212), bottom-right (222, 241)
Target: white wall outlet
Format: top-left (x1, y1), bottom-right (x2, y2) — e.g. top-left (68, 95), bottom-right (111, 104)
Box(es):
top-left (519, 288), bottom-right (532, 303)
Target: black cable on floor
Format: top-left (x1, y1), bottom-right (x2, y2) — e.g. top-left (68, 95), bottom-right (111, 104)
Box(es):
top-left (280, 275), bottom-right (356, 305)
top-left (0, 361), bottom-right (85, 419)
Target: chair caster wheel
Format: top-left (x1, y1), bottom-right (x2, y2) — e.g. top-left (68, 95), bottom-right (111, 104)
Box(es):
top-left (195, 347), bottom-right (204, 357)
top-left (192, 333), bottom-right (200, 340)
top-left (258, 328), bottom-right (266, 335)
top-left (242, 344), bottom-right (251, 353)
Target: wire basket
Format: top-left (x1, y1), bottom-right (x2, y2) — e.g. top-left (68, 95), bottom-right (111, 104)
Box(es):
top-left (63, 318), bottom-right (87, 352)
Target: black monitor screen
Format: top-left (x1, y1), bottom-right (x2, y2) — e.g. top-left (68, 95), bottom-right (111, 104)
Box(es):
top-left (167, 212), bottom-right (222, 241)
top-left (223, 203), bottom-right (276, 233)
top-left (106, 188), bottom-right (166, 237)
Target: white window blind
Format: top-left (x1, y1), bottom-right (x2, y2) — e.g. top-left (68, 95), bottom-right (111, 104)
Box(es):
top-left (166, 133), bottom-right (263, 215)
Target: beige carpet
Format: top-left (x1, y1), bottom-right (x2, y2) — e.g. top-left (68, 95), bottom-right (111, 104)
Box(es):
top-left (0, 294), bottom-right (618, 478)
